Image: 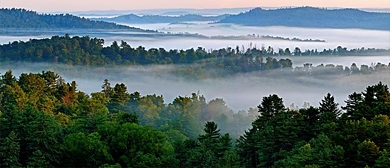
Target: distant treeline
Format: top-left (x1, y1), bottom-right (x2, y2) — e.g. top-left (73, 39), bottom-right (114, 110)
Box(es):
top-left (260, 35), bottom-right (325, 42)
top-left (0, 8), bottom-right (144, 30)
top-left (174, 57), bottom-right (390, 79)
top-left (206, 34), bottom-right (326, 42)
top-left (0, 35), bottom-right (388, 67)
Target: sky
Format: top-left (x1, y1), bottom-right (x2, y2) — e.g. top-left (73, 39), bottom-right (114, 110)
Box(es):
top-left (0, 0), bottom-right (389, 12)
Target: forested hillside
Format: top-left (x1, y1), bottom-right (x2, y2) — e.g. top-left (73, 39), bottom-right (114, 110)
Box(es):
top-left (0, 71), bottom-right (389, 167)
top-left (1, 35), bottom-right (387, 66)
top-left (0, 35), bottom-right (389, 79)
top-left (0, 8), bottom-right (144, 30)
top-left (219, 7), bottom-right (390, 30)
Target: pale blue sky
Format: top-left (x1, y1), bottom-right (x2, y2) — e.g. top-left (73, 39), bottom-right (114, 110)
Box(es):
top-left (0, 0), bottom-right (389, 12)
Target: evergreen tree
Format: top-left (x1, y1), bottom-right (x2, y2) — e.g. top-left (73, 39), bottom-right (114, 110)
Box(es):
top-left (111, 83), bottom-right (130, 106)
top-left (198, 121), bottom-right (221, 142)
top-left (342, 92), bottom-right (363, 119)
top-left (0, 131), bottom-right (21, 167)
top-left (256, 94), bottom-right (285, 124)
top-left (102, 79), bottom-right (113, 99)
top-left (319, 93), bottom-right (341, 123)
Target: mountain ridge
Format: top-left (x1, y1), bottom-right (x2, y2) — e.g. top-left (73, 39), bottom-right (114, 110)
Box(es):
top-left (93, 14), bottom-right (228, 24)
top-left (218, 7), bottom-right (390, 30)
top-left (0, 8), bottom-right (149, 31)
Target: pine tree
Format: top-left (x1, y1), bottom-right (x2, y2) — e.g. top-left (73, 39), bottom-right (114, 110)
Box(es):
top-left (342, 92), bottom-right (363, 119)
top-left (319, 93), bottom-right (340, 123)
top-left (0, 131), bottom-right (21, 167)
top-left (198, 121), bottom-right (221, 142)
top-left (257, 94), bottom-right (285, 124)
top-left (101, 79), bottom-right (113, 98)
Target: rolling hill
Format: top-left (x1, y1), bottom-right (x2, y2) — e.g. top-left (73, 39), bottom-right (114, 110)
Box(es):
top-left (0, 8), bottom-right (146, 31)
top-left (218, 7), bottom-right (390, 30)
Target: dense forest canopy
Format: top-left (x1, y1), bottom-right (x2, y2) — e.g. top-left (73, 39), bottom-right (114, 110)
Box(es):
top-left (219, 7), bottom-right (390, 30)
top-left (0, 71), bottom-right (389, 167)
top-left (0, 8), bottom-right (146, 30)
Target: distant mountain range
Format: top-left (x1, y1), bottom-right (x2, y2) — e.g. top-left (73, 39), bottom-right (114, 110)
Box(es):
top-left (93, 14), bottom-right (228, 24)
top-left (0, 8), bottom-right (147, 31)
top-left (71, 8), bottom-right (252, 17)
top-left (70, 7), bottom-right (390, 18)
top-left (2, 7), bottom-right (389, 31)
top-left (218, 7), bottom-right (390, 30)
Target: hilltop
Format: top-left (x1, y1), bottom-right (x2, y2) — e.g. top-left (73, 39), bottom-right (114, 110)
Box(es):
top-left (0, 8), bottom-right (145, 31)
top-left (218, 7), bottom-right (390, 30)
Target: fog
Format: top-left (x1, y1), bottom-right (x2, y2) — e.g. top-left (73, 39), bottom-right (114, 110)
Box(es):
top-left (284, 56), bottom-right (390, 68)
top-left (1, 61), bottom-right (389, 111)
top-left (0, 23), bottom-right (389, 111)
top-left (1, 23), bottom-right (389, 51)
top-left (116, 22), bottom-right (390, 50)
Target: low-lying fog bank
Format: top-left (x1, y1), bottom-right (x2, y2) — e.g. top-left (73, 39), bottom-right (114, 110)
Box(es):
top-left (1, 62), bottom-right (389, 111)
top-left (1, 24), bottom-right (389, 51)
top-left (118, 23), bottom-right (390, 49)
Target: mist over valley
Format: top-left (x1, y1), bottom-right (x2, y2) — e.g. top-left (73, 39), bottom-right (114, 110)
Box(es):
top-left (0, 4), bottom-right (390, 167)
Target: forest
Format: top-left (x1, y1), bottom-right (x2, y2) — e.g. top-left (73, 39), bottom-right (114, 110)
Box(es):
top-left (0, 71), bottom-right (389, 167)
top-left (1, 35), bottom-right (388, 66)
top-left (0, 35), bottom-right (389, 80)
top-left (0, 8), bottom-right (145, 30)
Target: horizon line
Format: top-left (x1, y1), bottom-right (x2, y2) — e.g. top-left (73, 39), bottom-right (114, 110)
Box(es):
top-left (2, 6), bottom-right (390, 14)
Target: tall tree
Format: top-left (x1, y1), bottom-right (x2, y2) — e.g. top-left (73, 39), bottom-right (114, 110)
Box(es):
top-left (319, 93), bottom-right (341, 123)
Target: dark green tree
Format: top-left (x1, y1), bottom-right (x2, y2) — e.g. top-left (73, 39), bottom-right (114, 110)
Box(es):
top-left (27, 150), bottom-right (50, 167)
top-left (319, 93), bottom-right (341, 123)
top-left (198, 121), bottom-right (221, 142)
top-left (102, 79), bottom-right (113, 99)
top-left (0, 131), bottom-right (21, 167)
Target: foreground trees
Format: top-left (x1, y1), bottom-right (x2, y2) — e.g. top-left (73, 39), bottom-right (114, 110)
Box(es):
top-left (0, 70), bottom-right (389, 167)
top-left (237, 82), bottom-right (390, 167)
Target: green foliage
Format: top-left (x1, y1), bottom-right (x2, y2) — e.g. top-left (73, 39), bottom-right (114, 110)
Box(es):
top-left (319, 93), bottom-right (341, 124)
top-left (0, 70), bottom-right (390, 167)
top-left (275, 134), bottom-right (345, 167)
top-left (60, 132), bottom-right (113, 167)
top-left (237, 82), bottom-right (390, 167)
top-left (0, 131), bottom-right (21, 167)
top-left (198, 121), bottom-right (221, 142)
top-left (97, 122), bottom-right (176, 167)
top-left (175, 121), bottom-right (239, 167)
top-left (1, 35), bottom-right (389, 80)
top-left (220, 150), bottom-right (242, 168)
top-left (27, 150), bottom-right (50, 167)
top-left (357, 140), bottom-right (380, 166)
top-left (343, 82), bottom-right (390, 120)
top-left (376, 149), bottom-right (390, 168)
